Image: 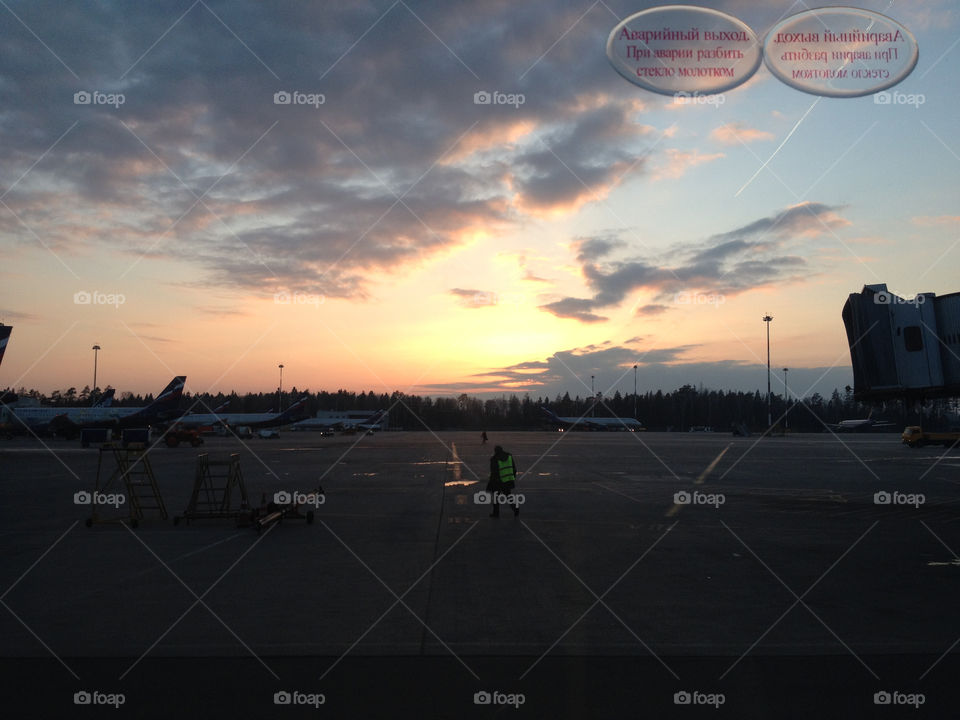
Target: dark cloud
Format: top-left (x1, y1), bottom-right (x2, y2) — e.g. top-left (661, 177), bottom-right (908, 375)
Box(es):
top-left (419, 341), bottom-right (853, 402)
top-left (540, 202), bottom-right (846, 322)
top-left (634, 304), bottom-right (670, 316)
top-left (539, 297), bottom-right (608, 324)
top-left (0, 0), bottom-right (663, 299)
top-left (0, 310), bottom-right (41, 322)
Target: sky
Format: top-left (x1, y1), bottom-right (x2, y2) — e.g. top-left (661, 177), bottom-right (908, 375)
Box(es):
top-left (1, 0), bottom-right (958, 405)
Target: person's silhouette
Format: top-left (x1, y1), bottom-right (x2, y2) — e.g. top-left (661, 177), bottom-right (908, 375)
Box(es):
top-left (487, 445), bottom-right (519, 518)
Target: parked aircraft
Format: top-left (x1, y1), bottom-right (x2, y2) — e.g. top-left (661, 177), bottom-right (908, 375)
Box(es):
top-left (541, 407), bottom-right (644, 431)
top-left (10, 376), bottom-right (185, 435)
top-left (170, 395), bottom-right (309, 431)
top-left (291, 409), bottom-right (386, 432)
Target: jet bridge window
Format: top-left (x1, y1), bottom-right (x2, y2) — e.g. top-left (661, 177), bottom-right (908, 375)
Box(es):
top-left (903, 325), bottom-right (923, 352)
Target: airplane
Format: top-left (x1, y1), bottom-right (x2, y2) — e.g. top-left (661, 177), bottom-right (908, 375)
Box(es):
top-left (170, 395), bottom-right (310, 432)
top-left (10, 376), bottom-right (186, 435)
top-left (828, 414), bottom-right (898, 432)
top-left (290, 409), bottom-right (386, 433)
top-left (541, 407), bottom-right (644, 432)
top-left (0, 324), bottom-right (10, 368)
top-left (174, 399), bottom-right (229, 424)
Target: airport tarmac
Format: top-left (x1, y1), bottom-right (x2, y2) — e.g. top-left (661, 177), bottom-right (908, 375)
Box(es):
top-left (1, 430), bottom-right (959, 717)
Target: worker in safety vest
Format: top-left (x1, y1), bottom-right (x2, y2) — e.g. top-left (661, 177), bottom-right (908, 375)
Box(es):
top-left (487, 445), bottom-right (519, 517)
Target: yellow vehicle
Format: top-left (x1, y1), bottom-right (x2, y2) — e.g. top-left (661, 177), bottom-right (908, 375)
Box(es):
top-left (902, 426), bottom-right (960, 448)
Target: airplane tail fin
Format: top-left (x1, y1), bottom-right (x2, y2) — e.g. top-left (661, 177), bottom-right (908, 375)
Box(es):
top-left (93, 388), bottom-right (115, 407)
top-left (275, 395), bottom-right (309, 422)
top-left (141, 376), bottom-right (186, 418)
top-left (0, 325), bottom-right (11, 368)
top-left (540, 406), bottom-right (560, 421)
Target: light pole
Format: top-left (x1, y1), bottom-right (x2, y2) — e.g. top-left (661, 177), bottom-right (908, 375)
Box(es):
top-left (783, 367), bottom-right (789, 431)
top-left (633, 364), bottom-right (638, 419)
top-left (278, 364), bottom-right (284, 413)
top-left (591, 375), bottom-right (595, 416)
top-left (763, 315), bottom-right (773, 431)
top-left (92, 344), bottom-right (101, 400)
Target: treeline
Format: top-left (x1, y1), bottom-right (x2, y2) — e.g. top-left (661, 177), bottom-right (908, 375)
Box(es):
top-left (6, 384), bottom-right (958, 431)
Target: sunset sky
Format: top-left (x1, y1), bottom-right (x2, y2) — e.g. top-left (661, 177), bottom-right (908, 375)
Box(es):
top-left (1, 0), bottom-right (957, 403)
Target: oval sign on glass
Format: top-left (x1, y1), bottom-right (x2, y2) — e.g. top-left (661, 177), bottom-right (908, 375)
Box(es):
top-left (606, 5), bottom-right (763, 96)
top-left (763, 8), bottom-right (918, 97)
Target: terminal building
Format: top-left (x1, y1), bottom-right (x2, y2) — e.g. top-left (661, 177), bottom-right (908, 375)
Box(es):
top-left (842, 283), bottom-right (960, 401)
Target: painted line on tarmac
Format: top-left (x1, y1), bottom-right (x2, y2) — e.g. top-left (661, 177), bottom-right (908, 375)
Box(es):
top-left (666, 444), bottom-right (731, 518)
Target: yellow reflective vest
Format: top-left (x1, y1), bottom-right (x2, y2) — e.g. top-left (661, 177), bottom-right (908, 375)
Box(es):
top-left (497, 456), bottom-right (516, 484)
